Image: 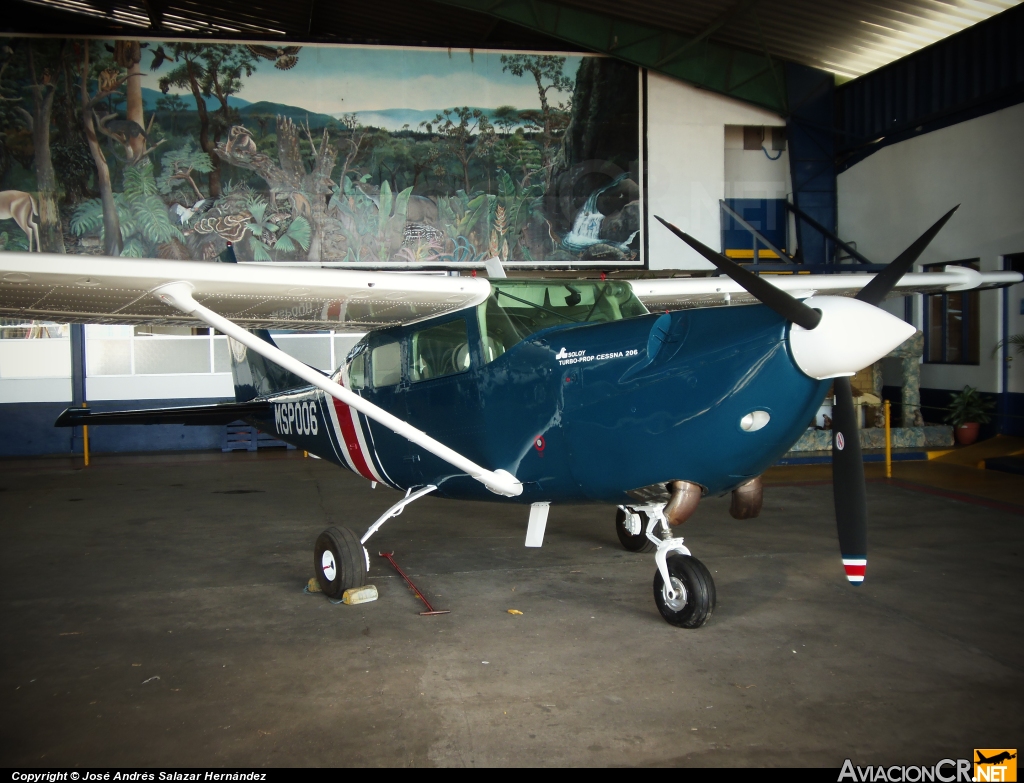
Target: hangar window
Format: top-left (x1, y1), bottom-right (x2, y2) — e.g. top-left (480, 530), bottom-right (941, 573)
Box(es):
top-left (924, 259), bottom-right (980, 365)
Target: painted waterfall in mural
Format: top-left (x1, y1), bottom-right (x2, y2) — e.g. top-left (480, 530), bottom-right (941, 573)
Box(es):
top-left (0, 38), bottom-right (642, 266)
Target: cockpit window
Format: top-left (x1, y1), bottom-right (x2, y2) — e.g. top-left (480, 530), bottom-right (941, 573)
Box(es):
top-left (479, 280), bottom-right (647, 362)
top-left (371, 341), bottom-right (402, 387)
top-left (410, 318), bottom-right (470, 382)
top-left (348, 351), bottom-right (366, 390)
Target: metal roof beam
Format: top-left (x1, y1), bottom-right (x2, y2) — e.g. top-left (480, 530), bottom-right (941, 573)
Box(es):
top-left (654, 0), bottom-right (761, 68)
top-left (433, 0), bottom-right (790, 113)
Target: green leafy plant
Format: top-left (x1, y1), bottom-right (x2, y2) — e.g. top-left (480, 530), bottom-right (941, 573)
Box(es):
top-left (71, 163), bottom-right (184, 257)
top-left (275, 216), bottom-right (311, 256)
top-left (944, 385), bottom-right (995, 427)
top-left (993, 334), bottom-right (1024, 358)
top-left (245, 196), bottom-right (277, 262)
top-left (491, 168), bottom-right (539, 261)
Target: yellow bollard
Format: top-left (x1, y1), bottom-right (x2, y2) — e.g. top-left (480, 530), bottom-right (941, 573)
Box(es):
top-left (884, 399), bottom-right (892, 478)
top-left (82, 401), bottom-right (89, 468)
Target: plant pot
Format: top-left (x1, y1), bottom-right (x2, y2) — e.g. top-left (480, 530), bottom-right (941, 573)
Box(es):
top-left (955, 422), bottom-right (980, 446)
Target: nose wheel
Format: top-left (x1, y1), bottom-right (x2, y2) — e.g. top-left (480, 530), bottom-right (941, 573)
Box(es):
top-left (653, 554), bottom-right (715, 628)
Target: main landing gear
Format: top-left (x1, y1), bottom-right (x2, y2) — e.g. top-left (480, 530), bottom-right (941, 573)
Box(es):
top-left (616, 505), bottom-right (716, 628)
top-left (314, 485), bottom-right (438, 599)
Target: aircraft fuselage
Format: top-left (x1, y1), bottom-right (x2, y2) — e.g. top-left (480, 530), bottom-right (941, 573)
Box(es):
top-left (248, 303), bottom-right (829, 505)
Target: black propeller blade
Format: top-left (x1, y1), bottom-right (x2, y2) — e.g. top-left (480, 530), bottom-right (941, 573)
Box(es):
top-left (856, 206), bottom-right (959, 306)
top-left (831, 375), bottom-right (867, 584)
top-left (831, 206), bottom-right (958, 584)
top-left (653, 216), bottom-right (821, 330)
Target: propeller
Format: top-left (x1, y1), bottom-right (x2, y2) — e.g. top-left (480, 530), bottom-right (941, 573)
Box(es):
top-left (655, 209), bottom-right (957, 586)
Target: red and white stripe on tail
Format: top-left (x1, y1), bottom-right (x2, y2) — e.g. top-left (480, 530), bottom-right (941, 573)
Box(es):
top-left (843, 558), bottom-right (866, 584)
top-left (324, 369), bottom-right (386, 485)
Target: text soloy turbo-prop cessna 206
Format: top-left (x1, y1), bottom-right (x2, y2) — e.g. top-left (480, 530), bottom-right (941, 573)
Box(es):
top-left (2, 208), bottom-right (1019, 627)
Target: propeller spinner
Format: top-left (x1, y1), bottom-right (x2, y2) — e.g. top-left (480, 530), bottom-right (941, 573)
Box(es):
top-left (655, 208), bottom-right (958, 586)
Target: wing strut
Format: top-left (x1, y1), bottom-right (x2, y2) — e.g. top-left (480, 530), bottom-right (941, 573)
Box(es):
top-left (153, 282), bottom-right (523, 498)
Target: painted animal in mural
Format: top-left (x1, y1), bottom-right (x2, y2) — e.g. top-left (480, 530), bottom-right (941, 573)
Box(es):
top-left (224, 125), bottom-right (258, 157)
top-left (245, 45), bottom-right (302, 71)
top-left (0, 191), bottom-right (40, 252)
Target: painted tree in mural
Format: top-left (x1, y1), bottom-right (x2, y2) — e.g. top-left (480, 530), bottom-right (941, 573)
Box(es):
top-left (423, 107), bottom-right (496, 192)
top-left (499, 54), bottom-right (572, 174)
top-left (7, 39), bottom-right (70, 252)
top-left (78, 40), bottom-right (125, 256)
top-left (156, 44), bottom-right (259, 197)
top-left (155, 93), bottom-right (186, 134)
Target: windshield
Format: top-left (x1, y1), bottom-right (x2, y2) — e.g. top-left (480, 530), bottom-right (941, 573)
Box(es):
top-left (479, 280), bottom-right (647, 362)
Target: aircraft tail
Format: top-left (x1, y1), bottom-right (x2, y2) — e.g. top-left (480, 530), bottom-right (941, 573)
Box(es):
top-left (228, 330), bottom-right (309, 402)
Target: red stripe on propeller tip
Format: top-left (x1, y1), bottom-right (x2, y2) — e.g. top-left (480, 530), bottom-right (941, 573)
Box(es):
top-left (843, 559), bottom-right (866, 584)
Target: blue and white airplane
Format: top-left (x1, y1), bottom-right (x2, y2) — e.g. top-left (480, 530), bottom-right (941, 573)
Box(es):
top-left (1, 210), bottom-right (1018, 627)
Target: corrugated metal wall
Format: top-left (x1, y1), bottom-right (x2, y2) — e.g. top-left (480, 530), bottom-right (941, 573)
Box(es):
top-left (835, 4), bottom-right (1024, 169)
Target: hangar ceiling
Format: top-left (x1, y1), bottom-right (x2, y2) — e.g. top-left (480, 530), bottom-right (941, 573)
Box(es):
top-left (7, 0), bottom-right (1021, 113)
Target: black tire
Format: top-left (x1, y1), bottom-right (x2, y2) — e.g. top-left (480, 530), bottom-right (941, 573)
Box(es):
top-left (314, 526), bottom-right (367, 599)
top-left (653, 554), bottom-right (716, 628)
top-left (615, 507), bottom-right (657, 553)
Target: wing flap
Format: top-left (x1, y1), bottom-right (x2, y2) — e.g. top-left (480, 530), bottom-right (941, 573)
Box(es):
top-left (0, 253), bottom-right (491, 331)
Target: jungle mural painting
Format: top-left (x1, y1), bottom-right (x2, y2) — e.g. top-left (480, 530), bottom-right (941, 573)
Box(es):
top-left (0, 38), bottom-right (642, 267)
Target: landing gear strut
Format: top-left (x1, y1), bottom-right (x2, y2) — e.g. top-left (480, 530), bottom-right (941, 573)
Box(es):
top-left (314, 484), bottom-right (438, 600)
top-left (617, 503), bottom-right (716, 628)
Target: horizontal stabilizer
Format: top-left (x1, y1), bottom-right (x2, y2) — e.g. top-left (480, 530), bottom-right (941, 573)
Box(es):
top-left (55, 401), bottom-right (273, 428)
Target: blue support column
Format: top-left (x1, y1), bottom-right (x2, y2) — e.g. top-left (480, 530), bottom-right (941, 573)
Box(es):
top-left (785, 63), bottom-right (837, 266)
top-left (70, 323), bottom-right (86, 452)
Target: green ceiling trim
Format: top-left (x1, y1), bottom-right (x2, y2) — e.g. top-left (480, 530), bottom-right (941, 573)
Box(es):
top-left (435, 0), bottom-right (789, 114)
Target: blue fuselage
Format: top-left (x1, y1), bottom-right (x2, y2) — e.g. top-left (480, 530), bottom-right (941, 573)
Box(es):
top-left (248, 304), bottom-right (828, 505)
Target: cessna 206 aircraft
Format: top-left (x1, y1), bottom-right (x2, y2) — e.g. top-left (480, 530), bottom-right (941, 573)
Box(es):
top-left (1, 209), bottom-right (1019, 627)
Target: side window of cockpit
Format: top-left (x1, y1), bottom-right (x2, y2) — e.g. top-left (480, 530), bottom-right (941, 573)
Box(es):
top-left (348, 352), bottom-right (366, 390)
top-left (371, 342), bottom-right (402, 387)
top-left (410, 319), bottom-right (470, 382)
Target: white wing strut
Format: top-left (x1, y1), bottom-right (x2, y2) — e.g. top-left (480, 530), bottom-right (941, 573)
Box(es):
top-left (154, 282), bottom-right (523, 498)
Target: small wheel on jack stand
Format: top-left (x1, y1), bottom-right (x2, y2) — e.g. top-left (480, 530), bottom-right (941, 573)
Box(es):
top-left (314, 526), bottom-right (367, 599)
top-left (615, 507), bottom-right (657, 553)
top-left (653, 554), bottom-right (715, 628)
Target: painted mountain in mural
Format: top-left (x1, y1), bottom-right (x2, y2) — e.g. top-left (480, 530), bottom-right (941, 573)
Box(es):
top-left (141, 87), bottom-right (251, 112)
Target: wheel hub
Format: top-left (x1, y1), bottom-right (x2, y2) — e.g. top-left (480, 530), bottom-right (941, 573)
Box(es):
top-left (321, 550), bottom-right (337, 581)
top-left (663, 576), bottom-right (687, 611)
top-left (624, 511), bottom-right (642, 536)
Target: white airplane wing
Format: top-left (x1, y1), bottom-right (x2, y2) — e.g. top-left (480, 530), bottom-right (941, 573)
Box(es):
top-left (0, 253), bottom-right (490, 331)
top-left (628, 267), bottom-right (1021, 311)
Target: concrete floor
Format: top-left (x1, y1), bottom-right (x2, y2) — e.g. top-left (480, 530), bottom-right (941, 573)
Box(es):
top-left (1, 451), bottom-right (1022, 767)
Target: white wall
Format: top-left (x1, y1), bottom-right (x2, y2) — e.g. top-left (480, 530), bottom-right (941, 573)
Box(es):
top-left (838, 102), bottom-right (1024, 394)
top-left (646, 74), bottom-right (788, 270)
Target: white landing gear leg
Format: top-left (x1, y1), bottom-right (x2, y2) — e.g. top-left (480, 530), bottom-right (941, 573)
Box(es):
top-left (360, 484), bottom-right (439, 561)
top-left (632, 504), bottom-right (716, 629)
top-left (314, 484), bottom-right (436, 600)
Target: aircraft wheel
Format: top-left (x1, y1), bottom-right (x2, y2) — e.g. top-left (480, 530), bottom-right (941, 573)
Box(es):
top-left (615, 507), bottom-right (656, 553)
top-left (653, 554), bottom-right (715, 628)
top-left (314, 526), bottom-right (367, 599)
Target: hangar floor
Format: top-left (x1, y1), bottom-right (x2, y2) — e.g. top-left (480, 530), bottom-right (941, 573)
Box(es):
top-left (1, 451), bottom-right (1021, 767)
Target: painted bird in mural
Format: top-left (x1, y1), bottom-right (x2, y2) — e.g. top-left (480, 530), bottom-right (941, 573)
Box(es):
top-left (174, 197), bottom-right (217, 225)
top-left (150, 46), bottom-right (170, 70)
top-left (246, 45), bottom-right (302, 70)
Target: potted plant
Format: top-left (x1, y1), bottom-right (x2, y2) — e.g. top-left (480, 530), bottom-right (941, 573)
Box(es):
top-left (945, 385), bottom-right (995, 446)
